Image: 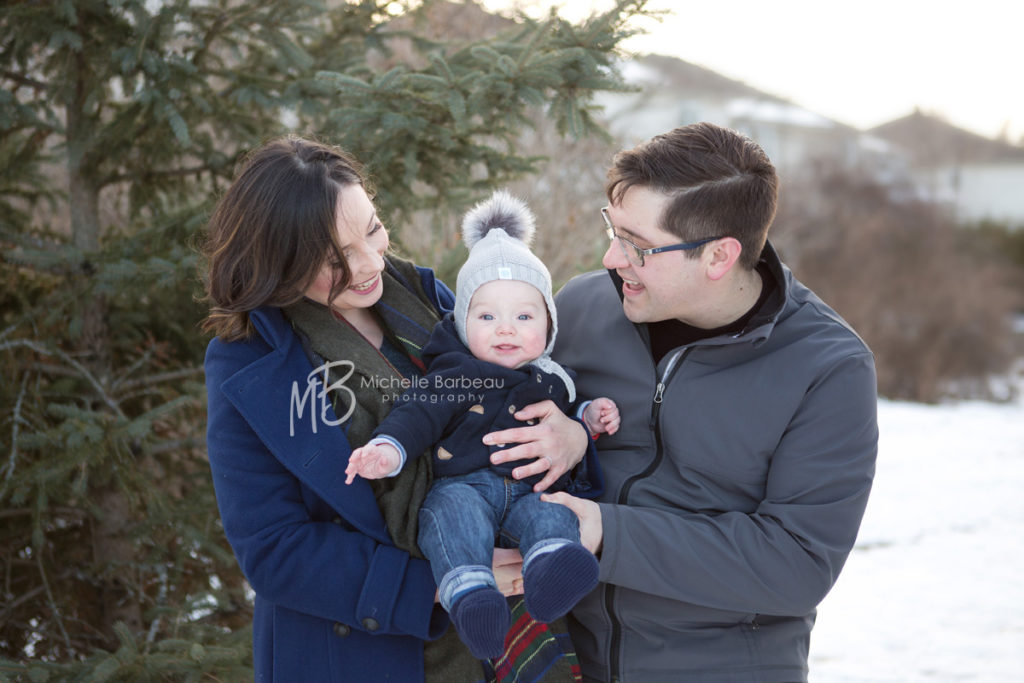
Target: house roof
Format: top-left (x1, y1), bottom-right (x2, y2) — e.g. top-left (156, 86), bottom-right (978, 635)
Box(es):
top-left (869, 110), bottom-right (1024, 166)
top-left (628, 54), bottom-right (782, 100)
top-left (617, 54), bottom-right (857, 133)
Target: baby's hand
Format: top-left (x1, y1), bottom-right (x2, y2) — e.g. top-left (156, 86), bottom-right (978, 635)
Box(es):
top-left (583, 397), bottom-right (620, 436)
top-left (345, 442), bottom-right (401, 484)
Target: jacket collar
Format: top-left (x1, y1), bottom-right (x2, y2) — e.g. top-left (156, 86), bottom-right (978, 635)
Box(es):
top-left (731, 242), bottom-right (788, 345)
top-left (250, 306), bottom-right (298, 354)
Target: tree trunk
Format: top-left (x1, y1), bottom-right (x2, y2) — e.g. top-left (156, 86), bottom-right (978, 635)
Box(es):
top-left (66, 47), bottom-right (143, 646)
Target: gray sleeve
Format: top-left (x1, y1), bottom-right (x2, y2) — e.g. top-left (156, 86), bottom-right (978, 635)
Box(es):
top-left (598, 351), bottom-right (878, 615)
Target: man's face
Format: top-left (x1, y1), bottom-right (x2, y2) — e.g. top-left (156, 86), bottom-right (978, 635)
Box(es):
top-left (601, 185), bottom-right (707, 325)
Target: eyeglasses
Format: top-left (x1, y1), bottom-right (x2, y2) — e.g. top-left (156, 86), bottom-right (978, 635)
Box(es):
top-left (601, 207), bottom-right (722, 267)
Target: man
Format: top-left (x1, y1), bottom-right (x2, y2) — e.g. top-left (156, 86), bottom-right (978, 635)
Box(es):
top-left (543, 122), bottom-right (878, 682)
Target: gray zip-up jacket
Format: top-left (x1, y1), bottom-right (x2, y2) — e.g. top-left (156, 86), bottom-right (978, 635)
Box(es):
top-left (552, 245), bottom-right (878, 682)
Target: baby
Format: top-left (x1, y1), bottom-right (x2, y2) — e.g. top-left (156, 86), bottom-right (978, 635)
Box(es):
top-left (345, 190), bottom-right (619, 659)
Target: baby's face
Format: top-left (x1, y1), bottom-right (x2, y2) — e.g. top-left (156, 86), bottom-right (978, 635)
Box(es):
top-left (465, 280), bottom-right (548, 369)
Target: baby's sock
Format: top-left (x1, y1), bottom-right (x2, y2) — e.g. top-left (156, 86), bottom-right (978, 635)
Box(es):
top-left (449, 585), bottom-right (511, 660)
top-left (523, 543), bottom-right (599, 623)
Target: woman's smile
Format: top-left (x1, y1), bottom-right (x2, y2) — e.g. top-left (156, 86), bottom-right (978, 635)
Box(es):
top-left (349, 273), bottom-right (381, 294)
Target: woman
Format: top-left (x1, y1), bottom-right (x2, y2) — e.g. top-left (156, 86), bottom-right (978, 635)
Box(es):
top-left (201, 136), bottom-right (595, 681)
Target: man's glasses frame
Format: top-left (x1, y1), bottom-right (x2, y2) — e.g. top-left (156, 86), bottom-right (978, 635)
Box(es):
top-left (601, 207), bottom-right (723, 267)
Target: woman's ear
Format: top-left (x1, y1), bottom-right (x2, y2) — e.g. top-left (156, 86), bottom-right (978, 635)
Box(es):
top-left (705, 237), bottom-right (743, 281)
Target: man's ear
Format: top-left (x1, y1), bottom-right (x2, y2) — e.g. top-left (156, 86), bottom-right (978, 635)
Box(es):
top-left (705, 238), bottom-right (742, 281)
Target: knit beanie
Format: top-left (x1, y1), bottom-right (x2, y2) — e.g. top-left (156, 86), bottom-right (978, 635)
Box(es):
top-left (454, 190), bottom-right (558, 357)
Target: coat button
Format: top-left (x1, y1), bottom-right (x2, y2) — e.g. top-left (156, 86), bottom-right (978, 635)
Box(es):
top-left (536, 374), bottom-right (543, 383)
top-left (508, 405), bottom-right (516, 414)
top-left (362, 617), bottom-right (380, 631)
top-left (333, 622), bottom-right (351, 638)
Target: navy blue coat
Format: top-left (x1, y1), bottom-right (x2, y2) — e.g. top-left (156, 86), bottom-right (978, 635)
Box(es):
top-left (204, 265), bottom-right (454, 682)
top-left (374, 315), bottom-right (599, 495)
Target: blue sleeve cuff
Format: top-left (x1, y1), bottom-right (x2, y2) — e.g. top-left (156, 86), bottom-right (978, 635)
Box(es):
top-left (356, 545), bottom-right (449, 640)
top-left (565, 417), bottom-right (604, 499)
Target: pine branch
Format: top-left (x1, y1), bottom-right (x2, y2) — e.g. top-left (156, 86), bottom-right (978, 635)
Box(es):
top-left (37, 553), bottom-right (72, 652)
top-left (115, 366), bottom-right (204, 393)
top-left (190, 10), bottom-right (230, 70)
top-left (146, 437), bottom-right (203, 457)
top-left (0, 583), bottom-right (47, 615)
top-left (0, 69), bottom-right (49, 92)
top-left (109, 345), bottom-right (158, 392)
top-left (0, 373), bottom-right (29, 497)
top-left (102, 163), bottom-right (220, 188)
top-left (0, 339), bottom-right (126, 419)
top-left (0, 507), bottom-right (85, 519)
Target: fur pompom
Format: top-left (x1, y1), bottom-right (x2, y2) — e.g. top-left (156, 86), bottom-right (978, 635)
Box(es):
top-left (462, 190), bottom-right (536, 250)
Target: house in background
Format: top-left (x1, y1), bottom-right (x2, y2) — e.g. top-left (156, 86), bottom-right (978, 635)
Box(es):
top-left (595, 55), bottom-right (1024, 227)
top-left (868, 110), bottom-right (1024, 226)
top-left (595, 54), bottom-right (882, 178)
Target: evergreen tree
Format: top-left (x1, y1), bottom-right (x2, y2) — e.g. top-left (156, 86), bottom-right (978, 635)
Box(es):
top-left (0, 0), bottom-right (646, 678)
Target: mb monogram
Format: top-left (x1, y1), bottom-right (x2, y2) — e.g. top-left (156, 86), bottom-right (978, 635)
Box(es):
top-left (290, 361), bottom-right (502, 436)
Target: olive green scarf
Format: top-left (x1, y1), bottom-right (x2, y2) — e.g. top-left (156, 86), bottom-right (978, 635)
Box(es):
top-left (284, 258), bottom-right (438, 555)
top-left (283, 255), bottom-right (580, 683)
top-left (283, 256), bottom-right (484, 681)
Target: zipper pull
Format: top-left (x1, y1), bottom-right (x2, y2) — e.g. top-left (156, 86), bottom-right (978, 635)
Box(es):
top-left (653, 382), bottom-right (665, 404)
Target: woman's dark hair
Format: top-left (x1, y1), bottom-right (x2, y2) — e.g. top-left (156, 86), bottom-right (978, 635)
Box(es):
top-left (606, 122), bottom-right (779, 269)
top-left (201, 136), bottom-right (369, 341)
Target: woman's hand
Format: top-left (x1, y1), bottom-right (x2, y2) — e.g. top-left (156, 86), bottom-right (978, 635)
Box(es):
top-left (436, 547), bottom-right (522, 603)
top-left (484, 400), bottom-right (589, 492)
top-left (492, 547), bottom-right (524, 597)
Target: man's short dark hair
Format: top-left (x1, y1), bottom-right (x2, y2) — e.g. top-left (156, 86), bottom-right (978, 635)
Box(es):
top-left (606, 122), bottom-right (779, 269)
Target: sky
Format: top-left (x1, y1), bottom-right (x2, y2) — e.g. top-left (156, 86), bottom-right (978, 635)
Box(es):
top-left (478, 0), bottom-right (1024, 142)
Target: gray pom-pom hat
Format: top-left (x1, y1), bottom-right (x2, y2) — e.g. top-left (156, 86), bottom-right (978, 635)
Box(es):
top-left (454, 190), bottom-right (575, 400)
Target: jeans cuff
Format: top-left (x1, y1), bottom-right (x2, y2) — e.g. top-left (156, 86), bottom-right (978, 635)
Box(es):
top-left (438, 565), bottom-right (495, 611)
top-left (522, 538), bottom-right (571, 571)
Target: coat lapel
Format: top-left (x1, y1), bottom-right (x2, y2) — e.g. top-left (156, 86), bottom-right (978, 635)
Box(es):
top-left (221, 308), bottom-right (392, 546)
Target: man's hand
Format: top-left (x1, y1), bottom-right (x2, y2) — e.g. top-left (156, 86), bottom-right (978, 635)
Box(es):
top-left (484, 400), bottom-right (589, 492)
top-left (541, 492), bottom-right (603, 555)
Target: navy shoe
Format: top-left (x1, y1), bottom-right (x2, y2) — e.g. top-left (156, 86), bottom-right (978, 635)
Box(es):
top-left (449, 586), bottom-right (511, 660)
top-left (523, 543), bottom-right (599, 623)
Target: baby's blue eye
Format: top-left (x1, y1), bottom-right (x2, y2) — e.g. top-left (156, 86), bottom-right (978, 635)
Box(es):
top-left (517, 314), bottom-right (531, 321)
top-left (480, 313), bottom-right (494, 321)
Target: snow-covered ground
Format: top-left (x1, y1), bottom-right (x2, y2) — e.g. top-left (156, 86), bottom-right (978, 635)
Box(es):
top-left (810, 396), bottom-right (1024, 681)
